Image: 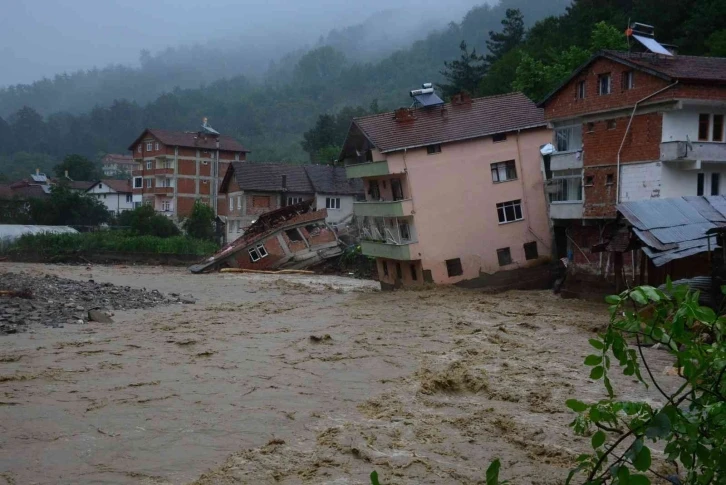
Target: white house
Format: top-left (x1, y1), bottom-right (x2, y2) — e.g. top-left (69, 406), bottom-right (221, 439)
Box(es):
top-left (86, 179), bottom-right (133, 215)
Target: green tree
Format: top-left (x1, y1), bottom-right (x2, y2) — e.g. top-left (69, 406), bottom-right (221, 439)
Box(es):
top-left (485, 8), bottom-right (525, 64)
top-left (706, 30), bottom-right (726, 57)
top-left (28, 185), bottom-right (111, 227)
top-left (590, 21), bottom-right (628, 52)
top-left (53, 154), bottom-right (100, 181)
top-left (439, 41), bottom-right (489, 98)
top-left (182, 200), bottom-right (215, 241)
top-left (477, 48), bottom-right (523, 97)
top-left (117, 204), bottom-right (180, 238)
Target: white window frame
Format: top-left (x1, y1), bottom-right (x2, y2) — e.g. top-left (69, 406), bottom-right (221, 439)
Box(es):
top-left (161, 200), bottom-right (171, 212)
top-left (623, 71), bottom-right (635, 90)
top-left (496, 199), bottom-right (524, 224)
top-left (555, 125), bottom-right (582, 153)
top-left (237, 196), bottom-right (242, 210)
top-left (287, 196), bottom-right (303, 205)
top-left (146, 142), bottom-right (153, 151)
top-left (133, 177), bottom-right (143, 189)
top-left (146, 160), bottom-right (152, 170)
top-left (326, 197), bottom-right (341, 210)
top-left (577, 80), bottom-right (586, 99)
top-left (138, 145), bottom-right (142, 153)
top-left (248, 244), bottom-right (268, 262)
top-left (155, 142), bottom-right (159, 151)
top-left (229, 197), bottom-right (234, 211)
top-left (145, 178), bottom-right (152, 188)
top-left (598, 73), bottom-right (611, 95)
top-left (491, 160), bottom-right (517, 183)
top-left (126, 194), bottom-right (132, 203)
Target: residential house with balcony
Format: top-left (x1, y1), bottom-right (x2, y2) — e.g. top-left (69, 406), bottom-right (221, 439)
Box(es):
top-left (340, 91), bottom-right (553, 288)
top-left (101, 154), bottom-right (140, 177)
top-left (85, 179), bottom-right (133, 215)
top-left (539, 50), bottom-right (726, 270)
top-left (127, 120), bottom-right (248, 219)
top-left (217, 162), bottom-right (363, 243)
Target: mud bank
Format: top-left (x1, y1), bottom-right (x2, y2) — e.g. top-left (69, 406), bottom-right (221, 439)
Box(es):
top-left (0, 263), bottom-right (680, 484)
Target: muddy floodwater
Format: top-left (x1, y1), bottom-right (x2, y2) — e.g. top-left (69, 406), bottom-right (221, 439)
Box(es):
top-left (0, 263), bottom-right (680, 484)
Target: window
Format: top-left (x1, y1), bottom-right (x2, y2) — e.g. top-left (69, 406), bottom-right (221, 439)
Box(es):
top-left (491, 160), bottom-right (517, 183)
top-left (699, 114), bottom-right (710, 141)
top-left (326, 197), bottom-right (341, 210)
top-left (607, 120), bottom-right (617, 130)
top-left (410, 264), bottom-right (418, 281)
top-left (146, 142), bottom-right (153, 151)
top-left (622, 71), bottom-right (635, 90)
top-left (549, 169), bottom-right (583, 202)
top-left (145, 178), bottom-right (152, 188)
top-left (383, 261), bottom-right (389, 277)
top-left (555, 126), bottom-right (582, 152)
top-left (712, 173), bottom-right (721, 196)
top-left (159, 178), bottom-right (172, 188)
top-left (496, 200), bottom-right (523, 224)
top-left (248, 244), bottom-right (268, 262)
top-left (598, 73), bottom-right (611, 95)
top-left (146, 161), bottom-right (152, 170)
top-left (287, 196), bottom-right (303, 205)
top-left (155, 142), bottom-right (159, 151)
top-left (446, 258), bottom-right (463, 277)
top-left (697, 173), bottom-right (705, 196)
top-left (102, 194), bottom-right (107, 199)
top-left (161, 200), bottom-right (171, 212)
top-left (586, 122), bottom-right (595, 133)
top-left (577, 80), bottom-right (586, 99)
top-left (237, 221), bottom-right (243, 233)
top-left (237, 196), bottom-right (242, 210)
top-left (286, 229), bottom-right (303, 242)
top-left (126, 194), bottom-right (132, 203)
top-left (396, 263), bottom-right (403, 279)
top-left (585, 176), bottom-right (594, 186)
top-left (493, 133), bottom-right (507, 143)
top-left (391, 179), bottom-right (404, 201)
top-left (398, 221), bottom-right (411, 241)
top-left (714, 115), bottom-right (724, 142)
top-left (426, 144), bottom-right (442, 154)
top-left (133, 177), bottom-right (142, 188)
top-left (497, 248), bottom-right (512, 266)
top-left (523, 242), bottom-right (538, 260)
top-left (369, 180), bottom-right (380, 200)
top-left (229, 197), bottom-right (234, 211)
top-left (138, 145), bottom-right (142, 153)
top-left (606, 173), bottom-right (614, 185)
top-left (252, 196), bottom-right (270, 208)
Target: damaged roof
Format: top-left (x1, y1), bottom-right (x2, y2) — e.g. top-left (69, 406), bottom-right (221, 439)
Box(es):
top-left (618, 196), bottom-right (726, 266)
top-left (221, 162), bottom-right (363, 196)
top-left (350, 92), bottom-right (545, 154)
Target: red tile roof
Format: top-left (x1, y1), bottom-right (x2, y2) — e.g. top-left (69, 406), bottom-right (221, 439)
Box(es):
top-left (127, 128), bottom-right (249, 153)
top-left (102, 154), bottom-right (135, 163)
top-left (351, 92), bottom-right (545, 153)
top-left (606, 51), bottom-right (726, 83)
top-left (91, 179), bottom-right (131, 193)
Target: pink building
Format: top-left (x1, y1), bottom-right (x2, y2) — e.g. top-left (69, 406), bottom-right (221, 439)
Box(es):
top-left (340, 91), bottom-right (554, 288)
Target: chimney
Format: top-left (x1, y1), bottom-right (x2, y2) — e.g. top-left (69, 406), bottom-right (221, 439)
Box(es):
top-left (36, 168), bottom-right (39, 175)
top-left (394, 108), bottom-right (415, 123)
top-left (281, 174), bottom-right (287, 190)
top-left (64, 170), bottom-right (69, 179)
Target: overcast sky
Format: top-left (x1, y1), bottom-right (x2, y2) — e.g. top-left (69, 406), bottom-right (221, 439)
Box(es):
top-left (0, 0), bottom-right (485, 87)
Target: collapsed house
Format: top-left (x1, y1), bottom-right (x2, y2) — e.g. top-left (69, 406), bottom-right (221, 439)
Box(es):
top-left (189, 200), bottom-right (343, 274)
top-left (596, 196), bottom-right (726, 308)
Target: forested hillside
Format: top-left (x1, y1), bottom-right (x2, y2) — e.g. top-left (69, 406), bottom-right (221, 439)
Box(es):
top-left (1, 0), bottom-right (724, 180)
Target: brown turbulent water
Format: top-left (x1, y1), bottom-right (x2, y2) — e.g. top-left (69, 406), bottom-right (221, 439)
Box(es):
top-left (0, 263), bottom-right (681, 484)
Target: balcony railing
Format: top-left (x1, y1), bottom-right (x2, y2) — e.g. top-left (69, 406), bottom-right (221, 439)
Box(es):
top-left (661, 140), bottom-right (726, 163)
top-left (360, 240), bottom-right (418, 260)
top-left (345, 160), bottom-right (390, 179)
top-left (353, 199), bottom-right (413, 218)
top-left (546, 177), bottom-right (582, 203)
top-left (150, 186), bottom-right (173, 195)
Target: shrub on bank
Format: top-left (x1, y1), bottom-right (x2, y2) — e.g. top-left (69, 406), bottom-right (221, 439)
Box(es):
top-left (5, 231), bottom-right (218, 256)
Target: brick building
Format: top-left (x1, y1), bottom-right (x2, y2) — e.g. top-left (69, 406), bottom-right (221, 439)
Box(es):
top-left (101, 154), bottom-right (139, 177)
top-left (539, 50), bottom-right (726, 271)
top-left (127, 121), bottom-right (248, 219)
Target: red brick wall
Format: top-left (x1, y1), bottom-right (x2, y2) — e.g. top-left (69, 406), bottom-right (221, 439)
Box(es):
top-left (177, 178), bottom-right (195, 195)
top-left (179, 148), bottom-right (197, 157)
top-left (178, 160), bottom-right (196, 176)
top-left (199, 179), bottom-right (211, 195)
top-left (217, 196), bottom-right (228, 216)
top-left (583, 167), bottom-right (618, 218)
top-left (583, 113), bottom-right (662, 165)
top-left (177, 197), bottom-right (195, 217)
top-left (246, 194), bottom-right (279, 216)
top-left (199, 162), bottom-right (211, 177)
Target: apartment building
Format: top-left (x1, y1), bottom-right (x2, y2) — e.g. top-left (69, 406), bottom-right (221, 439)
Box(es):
top-left (340, 91), bottom-right (553, 288)
top-left (101, 154), bottom-right (139, 177)
top-left (217, 162), bottom-right (363, 243)
top-left (539, 50), bottom-right (726, 270)
top-left (128, 121), bottom-right (248, 219)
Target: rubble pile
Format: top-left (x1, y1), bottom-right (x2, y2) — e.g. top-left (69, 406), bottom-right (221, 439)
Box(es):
top-left (0, 272), bottom-right (192, 334)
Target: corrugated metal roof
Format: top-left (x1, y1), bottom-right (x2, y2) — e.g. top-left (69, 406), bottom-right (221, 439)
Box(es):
top-left (618, 196), bottom-right (726, 267)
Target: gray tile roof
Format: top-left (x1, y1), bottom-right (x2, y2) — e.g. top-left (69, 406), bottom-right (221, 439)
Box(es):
top-left (229, 162), bottom-right (314, 193)
top-left (304, 165), bottom-right (364, 195)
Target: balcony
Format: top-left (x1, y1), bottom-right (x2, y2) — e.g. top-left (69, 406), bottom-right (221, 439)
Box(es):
top-left (661, 141), bottom-right (726, 163)
top-left (550, 150), bottom-right (583, 170)
top-left (150, 186), bottom-right (173, 195)
top-left (360, 240), bottom-right (418, 260)
top-left (346, 160), bottom-right (390, 179)
top-left (354, 199), bottom-right (413, 218)
top-left (546, 176), bottom-right (583, 220)
top-left (152, 168), bottom-right (174, 175)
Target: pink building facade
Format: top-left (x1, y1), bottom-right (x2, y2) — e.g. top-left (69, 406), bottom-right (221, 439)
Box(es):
top-left (340, 92), bottom-right (554, 288)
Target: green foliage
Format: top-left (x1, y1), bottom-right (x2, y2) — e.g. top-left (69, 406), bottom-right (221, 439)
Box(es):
top-left (181, 200), bottom-right (215, 242)
top-left (301, 105), bottom-right (373, 162)
top-left (0, 185), bottom-right (111, 226)
top-left (513, 46), bottom-right (590, 102)
top-left (590, 22), bottom-right (629, 52)
top-left (116, 205), bottom-right (180, 238)
top-left (564, 282), bottom-right (726, 484)
top-left (706, 30), bottom-right (726, 57)
top-left (370, 470), bottom-right (381, 485)
top-left (53, 154), bottom-right (100, 181)
top-left (4, 231), bottom-right (217, 256)
top-left (439, 41), bottom-right (489, 98)
top-left (486, 459), bottom-right (509, 484)
top-left (485, 9), bottom-right (525, 64)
